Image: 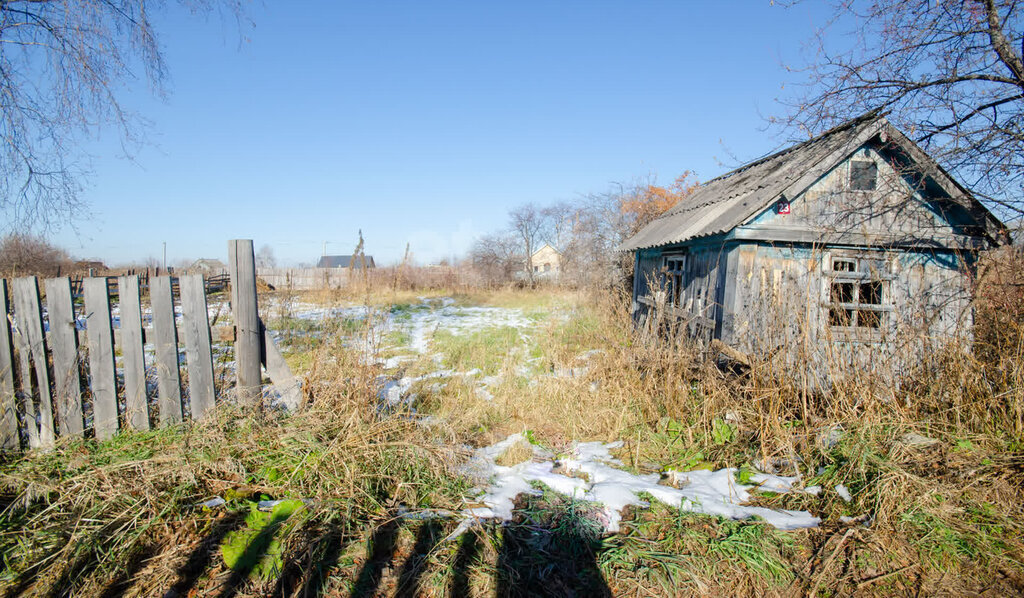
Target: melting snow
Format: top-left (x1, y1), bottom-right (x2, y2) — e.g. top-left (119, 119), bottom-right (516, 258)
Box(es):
top-left (455, 434), bottom-right (820, 536)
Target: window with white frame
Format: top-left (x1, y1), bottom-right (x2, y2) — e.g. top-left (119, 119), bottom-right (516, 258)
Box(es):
top-left (825, 254), bottom-right (890, 329)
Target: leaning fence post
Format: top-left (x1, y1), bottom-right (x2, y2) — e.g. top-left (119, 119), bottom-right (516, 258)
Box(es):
top-left (229, 239), bottom-right (262, 406)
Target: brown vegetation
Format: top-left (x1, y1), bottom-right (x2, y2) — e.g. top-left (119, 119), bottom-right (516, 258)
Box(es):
top-left (0, 233), bottom-right (72, 278)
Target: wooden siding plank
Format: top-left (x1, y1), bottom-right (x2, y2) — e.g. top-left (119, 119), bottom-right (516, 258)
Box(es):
top-left (229, 239), bottom-right (261, 405)
top-left (13, 277), bottom-right (55, 448)
top-left (44, 277), bottom-right (84, 436)
top-left (0, 281), bottom-right (17, 450)
top-left (180, 274), bottom-right (216, 419)
top-left (150, 276), bottom-right (183, 425)
top-left (84, 278), bottom-right (119, 440)
top-left (119, 276), bottom-right (150, 431)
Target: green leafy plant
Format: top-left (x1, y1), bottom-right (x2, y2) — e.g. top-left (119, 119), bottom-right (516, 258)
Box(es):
top-left (711, 419), bottom-right (736, 445)
top-left (220, 500), bottom-right (305, 581)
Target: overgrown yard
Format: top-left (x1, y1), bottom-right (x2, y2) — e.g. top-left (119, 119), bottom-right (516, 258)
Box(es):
top-left (2, 286), bottom-right (1023, 596)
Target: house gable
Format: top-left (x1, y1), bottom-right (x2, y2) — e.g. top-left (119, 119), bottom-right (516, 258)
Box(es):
top-left (735, 139), bottom-right (984, 248)
top-left (619, 114), bottom-right (1006, 253)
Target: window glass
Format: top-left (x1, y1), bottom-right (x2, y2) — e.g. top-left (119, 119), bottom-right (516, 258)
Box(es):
top-left (850, 160), bottom-right (878, 191)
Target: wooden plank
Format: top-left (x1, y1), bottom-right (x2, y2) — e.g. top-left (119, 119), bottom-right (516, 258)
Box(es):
top-left (84, 277), bottom-right (119, 440)
top-left (229, 239), bottom-right (262, 405)
top-left (119, 276), bottom-right (150, 431)
top-left (150, 276), bottom-right (183, 425)
top-left (12, 277), bottom-right (55, 448)
top-left (0, 281), bottom-right (18, 450)
top-left (259, 318), bottom-right (302, 412)
top-left (44, 277), bottom-right (84, 436)
top-left (180, 274), bottom-right (216, 419)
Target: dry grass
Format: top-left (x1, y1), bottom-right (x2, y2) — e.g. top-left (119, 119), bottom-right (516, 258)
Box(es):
top-left (2, 276), bottom-right (1023, 596)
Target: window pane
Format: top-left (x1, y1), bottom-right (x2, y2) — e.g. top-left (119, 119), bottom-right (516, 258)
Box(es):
top-left (831, 282), bottom-right (854, 303)
top-left (829, 308), bottom-right (853, 326)
top-left (850, 161), bottom-right (877, 191)
top-left (860, 281), bottom-right (882, 305)
top-left (833, 258), bottom-right (856, 272)
top-left (858, 310), bottom-right (881, 328)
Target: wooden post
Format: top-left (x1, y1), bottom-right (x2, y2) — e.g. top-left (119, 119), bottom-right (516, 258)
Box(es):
top-left (180, 274), bottom-right (216, 418)
top-left (0, 281), bottom-right (18, 450)
top-left (229, 239), bottom-right (262, 406)
top-left (84, 277), bottom-right (118, 440)
top-left (151, 275), bottom-right (183, 425)
top-left (119, 276), bottom-right (150, 431)
top-left (44, 277), bottom-right (84, 436)
top-left (12, 277), bottom-right (55, 448)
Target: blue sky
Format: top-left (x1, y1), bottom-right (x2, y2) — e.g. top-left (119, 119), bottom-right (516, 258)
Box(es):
top-left (55, 1), bottom-right (832, 266)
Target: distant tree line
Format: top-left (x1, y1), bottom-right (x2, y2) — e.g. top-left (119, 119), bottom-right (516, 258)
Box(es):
top-left (470, 173), bottom-right (698, 288)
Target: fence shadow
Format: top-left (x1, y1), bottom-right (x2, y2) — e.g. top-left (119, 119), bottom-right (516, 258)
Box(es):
top-left (495, 515), bottom-right (612, 598)
top-left (273, 525), bottom-right (351, 598)
top-left (394, 520), bottom-right (442, 598)
top-left (449, 528), bottom-right (483, 598)
top-left (349, 516), bottom-right (401, 598)
top-left (165, 511), bottom-right (246, 598)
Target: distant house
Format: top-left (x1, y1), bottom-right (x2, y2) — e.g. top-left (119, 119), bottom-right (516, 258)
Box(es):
top-left (530, 244), bottom-right (561, 277)
top-left (316, 255), bottom-right (376, 269)
top-left (619, 114), bottom-right (1007, 378)
top-left (190, 258), bottom-right (227, 273)
top-left (72, 260), bottom-right (107, 273)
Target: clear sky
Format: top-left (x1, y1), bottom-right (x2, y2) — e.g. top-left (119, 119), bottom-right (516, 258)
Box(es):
top-left (54, 1), bottom-right (833, 267)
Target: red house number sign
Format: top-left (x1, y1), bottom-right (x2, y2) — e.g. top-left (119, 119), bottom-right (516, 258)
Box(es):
top-left (776, 199), bottom-right (791, 215)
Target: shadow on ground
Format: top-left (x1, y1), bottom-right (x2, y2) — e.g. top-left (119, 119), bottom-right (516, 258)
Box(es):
top-left (3, 500), bottom-right (613, 598)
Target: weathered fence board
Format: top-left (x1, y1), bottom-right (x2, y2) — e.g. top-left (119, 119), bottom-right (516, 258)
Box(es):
top-left (180, 274), bottom-right (216, 418)
top-left (84, 277), bottom-right (119, 440)
top-left (151, 275), bottom-right (183, 425)
top-left (119, 276), bottom-right (150, 431)
top-left (44, 277), bottom-right (84, 436)
top-left (0, 281), bottom-right (17, 450)
top-left (13, 277), bottom-right (55, 448)
top-left (230, 240), bottom-right (261, 405)
top-left (261, 319), bottom-right (303, 411)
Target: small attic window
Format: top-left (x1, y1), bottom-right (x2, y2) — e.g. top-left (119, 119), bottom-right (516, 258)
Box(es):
top-left (850, 160), bottom-right (877, 191)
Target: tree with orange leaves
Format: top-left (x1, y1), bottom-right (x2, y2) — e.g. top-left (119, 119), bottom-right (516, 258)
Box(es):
top-left (618, 172), bottom-right (699, 237)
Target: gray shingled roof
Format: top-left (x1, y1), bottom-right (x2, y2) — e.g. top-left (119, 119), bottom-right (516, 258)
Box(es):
top-left (619, 115), bottom-right (886, 252)
top-left (618, 114), bottom-right (1006, 252)
top-left (317, 255), bottom-right (376, 268)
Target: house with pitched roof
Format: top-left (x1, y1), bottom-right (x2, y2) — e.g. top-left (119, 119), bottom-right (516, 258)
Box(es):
top-left (619, 114), bottom-right (1007, 378)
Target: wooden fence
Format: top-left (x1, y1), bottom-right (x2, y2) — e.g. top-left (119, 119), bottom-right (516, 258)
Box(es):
top-left (256, 268), bottom-right (350, 290)
top-left (0, 240), bottom-right (300, 451)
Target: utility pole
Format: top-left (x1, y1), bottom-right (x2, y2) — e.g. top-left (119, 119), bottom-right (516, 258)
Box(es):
top-left (162, 242), bottom-right (167, 270)
top-left (322, 241), bottom-right (327, 256)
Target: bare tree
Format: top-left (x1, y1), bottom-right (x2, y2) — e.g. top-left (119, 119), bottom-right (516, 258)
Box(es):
top-left (470, 231), bottom-right (521, 285)
top-left (0, 233), bottom-right (71, 277)
top-left (0, 0), bottom-right (246, 232)
top-left (256, 244), bottom-right (276, 269)
top-left (779, 0), bottom-right (1024, 216)
top-left (509, 203), bottom-right (551, 285)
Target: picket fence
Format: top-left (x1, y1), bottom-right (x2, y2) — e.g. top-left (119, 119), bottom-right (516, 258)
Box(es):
top-left (0, 240), bottom-right (300, 451)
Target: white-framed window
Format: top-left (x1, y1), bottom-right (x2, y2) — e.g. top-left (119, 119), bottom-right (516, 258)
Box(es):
top-left (824, 253), bottom-right (891, 330)
top-left (661, 255), bottom-right (686, 306)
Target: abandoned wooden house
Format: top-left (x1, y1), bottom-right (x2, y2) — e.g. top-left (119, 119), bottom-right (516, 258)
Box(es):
top-left (620, 114), bottom-right (1007, 378)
